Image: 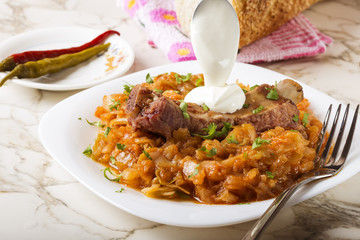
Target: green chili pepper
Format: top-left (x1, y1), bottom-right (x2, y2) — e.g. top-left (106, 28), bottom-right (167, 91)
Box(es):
top-left (0, 42), bottom-right (110, 87)
top-left (0, 57), bottom-right (16, 72)
top-left (0, 30), bottom-right (119, 72)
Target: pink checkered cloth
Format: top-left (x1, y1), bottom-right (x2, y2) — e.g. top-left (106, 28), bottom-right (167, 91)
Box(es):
top-left (120, 0), bottom-right (332, 63)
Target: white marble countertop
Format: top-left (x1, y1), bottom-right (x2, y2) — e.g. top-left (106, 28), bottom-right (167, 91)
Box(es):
top-left (0, 0), bottom-right (360, 239)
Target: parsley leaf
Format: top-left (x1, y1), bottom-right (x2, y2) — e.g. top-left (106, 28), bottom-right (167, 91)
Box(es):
top-left (195, 78), bottom-right (203, 87)
top-left (116, 143), bottom-right (126, 151)
top-left (182, 73), bottom-right (192, 82)
top-left (218, 122), bottom-right (233, 137)
top-left (206, 148), bottom-right (217, 157)
top-left (188, 164), bottom-right (200, 178)
top-left (252, 105), bottom-right (264, 114)
top-left (252, 137), bottom-right (271, 149)
top-left (175, 73), bottom-right (192, 84)
top-left (198, 146), bottom-right (207, 151)
top-left (293, 114), bottom-right (299, 122)
top-left (143, 150), bottom-right (152, 160)
top-left (175, 73), bottom-right (191, 84)
top-left (175, 73), bottom-right (182, 84)
top-left (115, 188), bottom-right (125, 193)
top-left (227, 134), bottom-right (239, 144)
top-left (194, 122), bottom-right (232, 140)
top-left (198, 146), bottom-right (217, 157)
top-left (242, 88), bottom-right (248, 94)
top-left (266, 82), bottom-right (279, 100)
top-left (154, 88), bottom-right (163, 94)
top-left (109, 99), bottom-right (121, 111)
top-left (123, 84), bottom-right (134, 95)
top-left (110, 156), bottom-right (116, 164)
top-left (202, 103), bottom-right (209, 111)
top-left (243, 103), bottom-right (250, 108)
top-left (302, 113), bottom-right (309, 127)
top-left (265, 171), bottom-right (275, 179)
top-left (146, 73), bottom-right (153, 83)
top-left (104, 127), bottom-right (111, 137)
top-left (83, 144), bottom-right (92, 157)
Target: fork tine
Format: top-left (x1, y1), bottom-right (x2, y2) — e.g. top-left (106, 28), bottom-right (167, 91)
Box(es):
top-left (334, 104), bottom-right (359, 168)
top-left (314, 104), bottom-right (332, 167)
top-left (322, 104), bottom-right (349, 166)
top-left (327, 104), bottom-right (349, 166)
top-left (320, 104), bottom-right (342, 166)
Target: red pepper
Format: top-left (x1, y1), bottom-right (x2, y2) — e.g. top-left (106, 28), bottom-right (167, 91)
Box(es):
top-left (0, 30), bottom-right (120, 72)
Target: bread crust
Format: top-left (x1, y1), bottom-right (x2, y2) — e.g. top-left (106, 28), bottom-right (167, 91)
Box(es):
top-left (175, 0), bottom-right (320, 48)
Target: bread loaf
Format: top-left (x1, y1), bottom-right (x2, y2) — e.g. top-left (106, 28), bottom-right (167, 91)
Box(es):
top-left (175, 0), bottom-right (320, 48)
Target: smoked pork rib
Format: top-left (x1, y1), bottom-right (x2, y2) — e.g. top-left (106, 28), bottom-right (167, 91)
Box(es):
top-left (126, 82), bottom-right (306, 138)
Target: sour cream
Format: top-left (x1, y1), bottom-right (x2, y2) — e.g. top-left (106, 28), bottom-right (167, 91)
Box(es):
top-left (184, 0), bottom-right (245, 113)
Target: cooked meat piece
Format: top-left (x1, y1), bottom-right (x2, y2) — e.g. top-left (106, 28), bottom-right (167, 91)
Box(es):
top-left (126, 82), bottom-right (306, 139)
top-left (277, 79), bottom-right (304, 104)
top-left (126, 85), bottom-right (191, 137)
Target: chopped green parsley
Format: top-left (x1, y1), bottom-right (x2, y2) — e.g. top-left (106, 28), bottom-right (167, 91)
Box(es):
top-left (104, 127), bottom-right (111, 137)
top-left (83, 144), bottom-right (92, 157)
top-left (109, 99), bottom-right (121, 111)
top-left (202, 103), bottom-right (209, 111)
top-left (188, 164), bottom-right (200, 178)
top-left (266, 82), bottom-right (279, 100)
top-left (252, 137), bottom-right (271, 149)
top-left (227, 134), bottom-right (239, 144)
top-left (194, 122), bottom-right (232, 140)
top-left (123, 83), bottom-right (134, 95)
top-left (146, 73), bottom-right (153, 83)
top-left (293, 114), bottom-right (299, 122)
top-left (265, 171), bottom-right (275, 179)
top-left (243, 103), bottom-right (250, 108)
top-left (198, 146), bottom-right (217, 157)
top-left (195, 78), bottom-right (203, 87)
top-left (110, 156), bottom-right (116, 164)
top-left (116, 143), bottom-right (126, 151)
top-left (175, 73), bottom-right (192, 84)
top-left (115, 188), bottom-right (125, 193)
top-left (206, 148), bottom-right (217, 157)
top-left (302, 113), bottom-right (309, 127)
top-left (154, 88), bottom-right (163, 94)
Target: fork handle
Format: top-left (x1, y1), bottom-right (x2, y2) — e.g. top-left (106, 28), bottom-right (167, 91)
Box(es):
top-left (241, 176), bottom-right (323, 240)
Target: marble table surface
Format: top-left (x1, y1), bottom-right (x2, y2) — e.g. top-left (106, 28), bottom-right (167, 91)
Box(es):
top-left (1, 0), bottom-right (360, 239)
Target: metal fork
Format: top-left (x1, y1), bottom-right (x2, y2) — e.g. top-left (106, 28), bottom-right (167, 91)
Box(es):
top-left (242, 104), bottom-right (359, 240)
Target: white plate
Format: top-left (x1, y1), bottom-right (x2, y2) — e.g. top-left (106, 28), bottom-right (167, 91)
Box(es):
top-left (39, 61), bottom-right (360, 227)
top-left (0, 27), bottom-right (134, 91)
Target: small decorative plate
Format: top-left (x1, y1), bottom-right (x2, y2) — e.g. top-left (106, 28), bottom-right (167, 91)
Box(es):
top-left (0, 27), bottom-right (134, 91)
